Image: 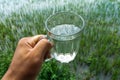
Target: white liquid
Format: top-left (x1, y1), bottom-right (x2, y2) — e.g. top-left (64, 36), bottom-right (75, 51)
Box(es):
top-left (50, 24), bottom-right (80, 63)
top-left (53, 52), bottom-right (76, 63)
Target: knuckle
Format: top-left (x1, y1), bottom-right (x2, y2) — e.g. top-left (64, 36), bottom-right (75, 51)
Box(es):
top-left (18, 37), bottom-right (28, 46)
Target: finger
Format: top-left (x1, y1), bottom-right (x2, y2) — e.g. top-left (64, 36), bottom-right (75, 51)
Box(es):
top-left (44, 51), bottom-right (51, 60)
top-left (27, 35), bottom-right (46, 48)
top-left (32, 39), bottom-right (53, 59)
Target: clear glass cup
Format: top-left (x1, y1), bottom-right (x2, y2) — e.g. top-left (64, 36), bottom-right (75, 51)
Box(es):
top-left (45, 12), bottom-right (85, 63)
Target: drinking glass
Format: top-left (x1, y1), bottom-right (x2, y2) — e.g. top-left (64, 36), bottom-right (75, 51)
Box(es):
top-left (45, 12), bottom-right (85, 63)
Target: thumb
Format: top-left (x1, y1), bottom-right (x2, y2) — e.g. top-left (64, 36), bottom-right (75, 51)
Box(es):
top-left (27, 35), bottom-right (45, 48)
top-left (32, 39), bottom-right (52, 59)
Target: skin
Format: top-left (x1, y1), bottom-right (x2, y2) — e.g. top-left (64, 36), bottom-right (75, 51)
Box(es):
top-left (2, 35), bottom-right (53, 80)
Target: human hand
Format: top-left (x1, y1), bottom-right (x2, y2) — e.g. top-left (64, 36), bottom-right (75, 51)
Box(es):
top-left (2, 35), bottom-right (52, 80)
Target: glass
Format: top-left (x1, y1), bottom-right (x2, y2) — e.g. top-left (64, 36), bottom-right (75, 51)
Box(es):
top-left (45, 12), bottom-right (85, 63)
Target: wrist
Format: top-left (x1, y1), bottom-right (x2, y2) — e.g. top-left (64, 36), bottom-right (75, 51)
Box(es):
top-left (2, 68), bottom-right (16, 80)
top-left (2, 66), bottom-right (36, 80)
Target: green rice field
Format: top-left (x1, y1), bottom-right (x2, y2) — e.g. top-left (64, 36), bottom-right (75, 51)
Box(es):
top-left (0, 0), bottom-right (120, 80)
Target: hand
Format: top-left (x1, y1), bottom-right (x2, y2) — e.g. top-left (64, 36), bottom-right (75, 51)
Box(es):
top-left (2, 35), bottom-right (52, 80)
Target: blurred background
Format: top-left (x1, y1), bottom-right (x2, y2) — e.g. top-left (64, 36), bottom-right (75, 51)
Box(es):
top-left (0, 0), bottom-right (120, 80)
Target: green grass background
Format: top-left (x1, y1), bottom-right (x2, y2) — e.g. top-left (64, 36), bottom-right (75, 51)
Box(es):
top-left (0, 0), bottom-right (120, 80)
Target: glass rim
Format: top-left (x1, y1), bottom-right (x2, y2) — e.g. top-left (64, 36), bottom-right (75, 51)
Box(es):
top-left (45, 11), bottom-right (85, 37)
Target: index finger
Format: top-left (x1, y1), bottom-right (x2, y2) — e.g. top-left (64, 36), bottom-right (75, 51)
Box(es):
top-left (32, 39), bottom-right (53, 59)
